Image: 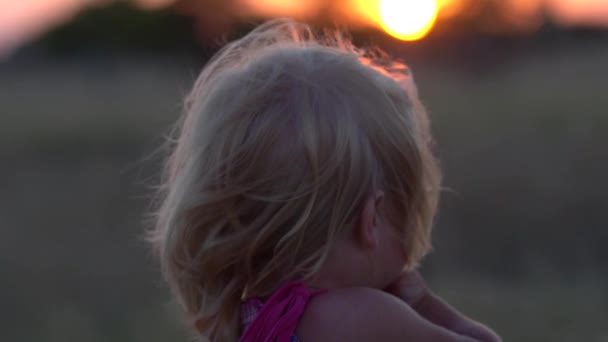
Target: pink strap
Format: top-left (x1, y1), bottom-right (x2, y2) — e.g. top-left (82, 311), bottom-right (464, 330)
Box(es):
top-left (240, 281), bottom-right (323, 342)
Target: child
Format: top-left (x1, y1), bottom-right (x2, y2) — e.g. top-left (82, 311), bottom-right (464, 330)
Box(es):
top-left (149, 18), bottom-right (500, 342)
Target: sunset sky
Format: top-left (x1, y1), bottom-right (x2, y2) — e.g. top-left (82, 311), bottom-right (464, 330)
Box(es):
top-left (1, 0), bottom-right (608, 57)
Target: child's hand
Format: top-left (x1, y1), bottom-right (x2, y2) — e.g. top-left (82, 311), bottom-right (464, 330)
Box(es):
top-left (385, 271), bottom-right (502, 342)
top-left (384, 270), bottom-right (430, 307)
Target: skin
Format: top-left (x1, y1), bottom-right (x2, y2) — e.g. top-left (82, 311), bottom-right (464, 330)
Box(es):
top-left (300, 191), bottom-right (501, 342)
top-left (385, 271), bottom-right (502, 342)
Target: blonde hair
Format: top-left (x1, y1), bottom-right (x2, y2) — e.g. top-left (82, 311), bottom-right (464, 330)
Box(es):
top-left (149, 18), bottom-right (441, 341)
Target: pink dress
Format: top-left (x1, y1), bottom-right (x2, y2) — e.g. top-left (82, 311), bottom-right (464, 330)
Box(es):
top-left (239, 282), bottom-right (324, 342)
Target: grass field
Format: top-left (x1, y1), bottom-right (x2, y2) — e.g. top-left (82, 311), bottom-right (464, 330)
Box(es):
top-left (1, 44), bottom-right (607, 341)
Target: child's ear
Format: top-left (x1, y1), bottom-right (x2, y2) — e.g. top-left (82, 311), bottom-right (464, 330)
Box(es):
top-left (355, 190), bottom-right (385, 249)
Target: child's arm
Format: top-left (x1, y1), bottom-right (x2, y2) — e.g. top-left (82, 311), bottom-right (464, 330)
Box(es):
top-left (412, 291), bottom-right (501, 342)
top-left (385, 271), bottom-right (501, 342)
top-left (297, 287), bottom-right (477, 342)
top-left (299, 287), bottom-right (484, 342)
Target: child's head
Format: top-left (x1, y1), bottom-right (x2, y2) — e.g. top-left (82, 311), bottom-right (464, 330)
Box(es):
top-left (150, 18), bottom-right (441, 340)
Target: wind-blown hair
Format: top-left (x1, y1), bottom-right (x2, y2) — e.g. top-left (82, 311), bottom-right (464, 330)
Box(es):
top-left (149, 18), bottom-right (441, 341)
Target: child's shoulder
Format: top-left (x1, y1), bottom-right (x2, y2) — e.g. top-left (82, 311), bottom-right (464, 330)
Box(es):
top-left (297, 287), bottom-right (470, 342)
top-left (297, 287), bottom-right (408, 341)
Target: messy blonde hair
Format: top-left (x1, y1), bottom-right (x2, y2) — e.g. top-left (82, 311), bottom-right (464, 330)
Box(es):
top-left (149, 18), bottom-right (441, 341)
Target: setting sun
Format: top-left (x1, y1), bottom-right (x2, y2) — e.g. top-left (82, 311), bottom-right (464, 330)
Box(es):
top-left (378, 0), bottom-right (439, 41)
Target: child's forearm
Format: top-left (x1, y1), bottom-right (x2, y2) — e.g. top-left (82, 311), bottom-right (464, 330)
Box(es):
top-left (413, 292), bottom-right (501, 342)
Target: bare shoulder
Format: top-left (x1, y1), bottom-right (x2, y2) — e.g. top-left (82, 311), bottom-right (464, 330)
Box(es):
top-left (297, 287), bottom-right (471, 342)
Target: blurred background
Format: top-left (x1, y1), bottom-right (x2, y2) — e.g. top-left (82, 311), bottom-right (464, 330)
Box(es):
top-left (1, 0), bottom-right (607, 341)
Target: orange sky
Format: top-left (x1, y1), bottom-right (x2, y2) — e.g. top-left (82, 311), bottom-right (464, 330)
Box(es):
top-left (1, 0), bottom-right (608, 58)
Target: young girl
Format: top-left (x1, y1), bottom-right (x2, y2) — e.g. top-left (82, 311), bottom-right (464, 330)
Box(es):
top-left (150, 19), bottom-right (500, 342)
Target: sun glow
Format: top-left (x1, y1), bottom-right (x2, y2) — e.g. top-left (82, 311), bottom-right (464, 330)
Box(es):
top-left (378, 0), bottom-right (439, 41)
top-left (2, 0), bottom-right (608, 57)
